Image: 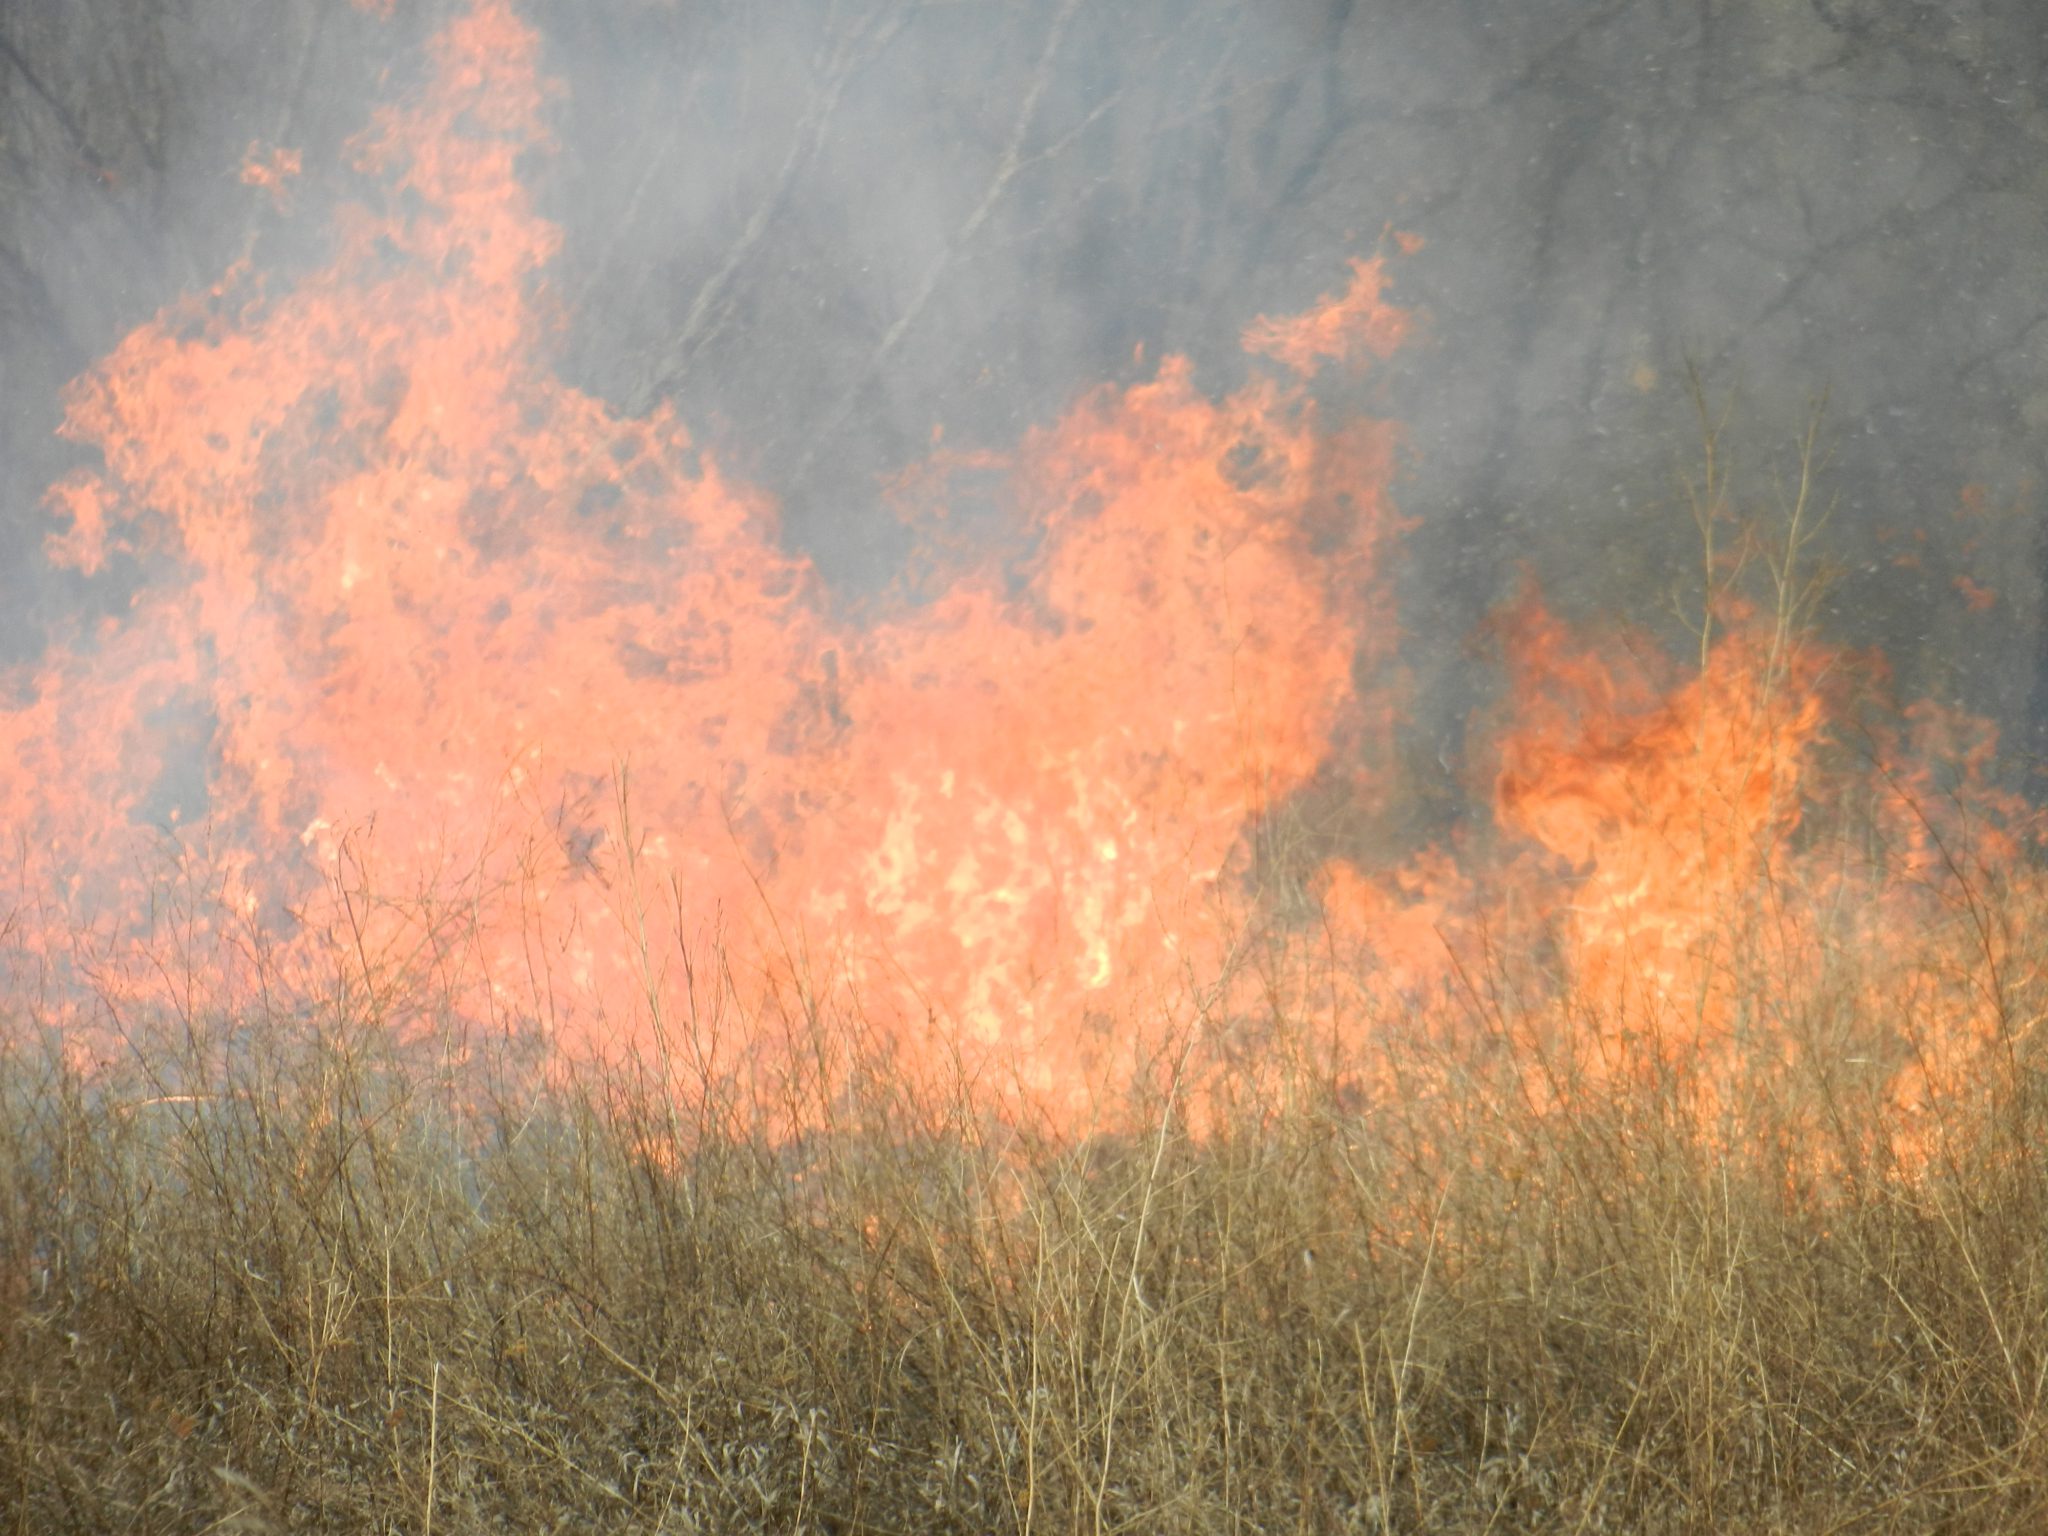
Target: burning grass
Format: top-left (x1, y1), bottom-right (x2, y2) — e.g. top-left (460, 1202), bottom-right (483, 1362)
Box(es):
top-left (10, 1), bottom-right (2048, 1528)
top-left (7, 870), bottom-right (2048, 1535)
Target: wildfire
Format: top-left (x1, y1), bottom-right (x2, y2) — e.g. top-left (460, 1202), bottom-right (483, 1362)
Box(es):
top-left (4, 0), bottom-right (2034, 1152)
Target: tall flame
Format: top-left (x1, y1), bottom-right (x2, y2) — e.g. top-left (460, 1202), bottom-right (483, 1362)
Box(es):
top-left (5, 1), bottom-right (1407, 1118)
top-left (5, 0), bottom-right (2035, 1154)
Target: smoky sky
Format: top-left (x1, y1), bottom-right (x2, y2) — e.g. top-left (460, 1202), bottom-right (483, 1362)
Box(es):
top-left (4, 0), bottom-right (2046, 786)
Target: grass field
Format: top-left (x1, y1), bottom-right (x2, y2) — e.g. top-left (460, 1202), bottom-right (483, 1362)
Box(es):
top-left (5, 871), bottom-right (2047, 1536)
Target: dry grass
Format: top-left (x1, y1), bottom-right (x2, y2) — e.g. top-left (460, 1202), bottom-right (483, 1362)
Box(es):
top-left (5, 881), bottom-right (2048, 1536)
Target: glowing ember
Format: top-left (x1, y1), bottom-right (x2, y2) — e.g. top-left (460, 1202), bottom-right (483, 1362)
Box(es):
top-left (239, 143), bottom-right (304, 210)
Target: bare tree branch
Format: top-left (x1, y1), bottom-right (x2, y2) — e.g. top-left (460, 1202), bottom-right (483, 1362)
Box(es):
top-left (786, 0), bottom-right (1089, 495)
top-left (628, 0), bottom-right (922, 413)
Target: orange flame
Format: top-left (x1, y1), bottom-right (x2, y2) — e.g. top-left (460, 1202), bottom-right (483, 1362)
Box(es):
top-left (6, 1), bottom-right (1408, 1120)
top-left (6, 1), bottom-right (2037, 1159)
top-left (239, 143), bottom-right (303, 210)
top-left (1242, 257), bottom-right (1411, 378)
